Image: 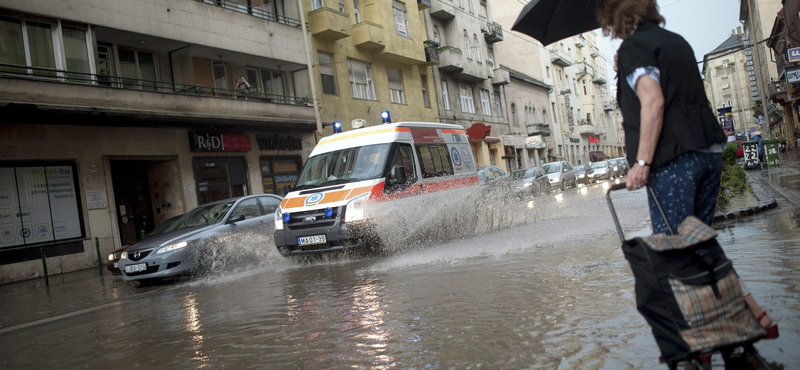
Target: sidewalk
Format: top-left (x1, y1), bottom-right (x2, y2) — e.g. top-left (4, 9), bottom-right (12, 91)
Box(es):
top-left (714, 148), bottom-right (800, 223)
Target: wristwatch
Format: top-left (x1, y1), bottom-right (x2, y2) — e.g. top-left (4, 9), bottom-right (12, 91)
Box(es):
top-left (636, 159), bottom-right (651, 167)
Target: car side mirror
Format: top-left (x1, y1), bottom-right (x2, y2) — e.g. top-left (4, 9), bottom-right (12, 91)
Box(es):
top-left (228, 214), bottom-right (246, 223)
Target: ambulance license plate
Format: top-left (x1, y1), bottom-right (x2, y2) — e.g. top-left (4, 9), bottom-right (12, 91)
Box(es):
top-left (298, 235), bottom-right (326, 246)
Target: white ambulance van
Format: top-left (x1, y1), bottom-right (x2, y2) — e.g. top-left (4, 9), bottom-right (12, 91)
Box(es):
top-left (274, 121), bottom-right (479, 256)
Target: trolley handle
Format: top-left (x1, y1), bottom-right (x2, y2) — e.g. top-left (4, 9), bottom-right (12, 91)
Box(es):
top-left (605, 181), bottom-right (674, 244)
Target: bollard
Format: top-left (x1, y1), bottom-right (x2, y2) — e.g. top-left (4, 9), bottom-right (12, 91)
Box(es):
top-left (95, 237), bottom-right (103, 276)
top-left (40, 245), bottom-right (49, 287)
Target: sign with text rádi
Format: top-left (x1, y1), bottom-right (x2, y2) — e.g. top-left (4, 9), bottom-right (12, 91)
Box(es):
top-left (189, 132), bottom-right (251, 152)
top-left (788, 47), bottom-right (800, 63)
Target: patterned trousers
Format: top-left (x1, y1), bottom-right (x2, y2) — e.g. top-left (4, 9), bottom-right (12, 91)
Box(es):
top-left (646, 150), bottom-right (723, 234)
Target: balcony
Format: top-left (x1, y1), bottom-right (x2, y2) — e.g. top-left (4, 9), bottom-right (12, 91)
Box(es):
top-left (575, 62), bottom-right (595, 78)
top-left (423, 40), bottom-right (440, 66)
top-left (483, 22), bottom-right (504, 43)
top-left (550, 48), bottom-right (572, 67)
top-left (195, 0), bottom-right (303, 28)
top-left (308, 7), bottom-right (350, 41)
top-left (491, 68), bottom-right (510, 85)
top-left (0, 64), bottom-right (315, 126)
top-left (575, 123), bottom-right (602, 135)
top-left (593, 74), bottom-right (608, 85)
top-left (438, 47), bottom-right (464, 72)
top-left (603, 102), bottom-right (615, 111)
top-left (526, 123), bottom-right (551, 137)
top-left (352, 21), bottom-right (384, 51)
top-left (418, 0), bottom-right (432, 10)
top-left (430, 0), bottom-right (456, 20)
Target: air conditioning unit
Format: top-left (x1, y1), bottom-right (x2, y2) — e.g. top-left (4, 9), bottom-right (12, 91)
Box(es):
top-left (351, 119), bottom-right (365, 129)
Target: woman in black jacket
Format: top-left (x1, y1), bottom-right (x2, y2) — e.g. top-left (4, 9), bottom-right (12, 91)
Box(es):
top-left (596, 0), bottom-right (778, 339)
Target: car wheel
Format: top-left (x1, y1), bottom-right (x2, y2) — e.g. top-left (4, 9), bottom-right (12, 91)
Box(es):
top-left (560, 181), bottom-right (566, 192)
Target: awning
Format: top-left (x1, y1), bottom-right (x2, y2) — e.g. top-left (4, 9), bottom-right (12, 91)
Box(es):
top-left (589, 151), bottom-right (610, 162)
top-left (484, 136), bottom-right (501, 143)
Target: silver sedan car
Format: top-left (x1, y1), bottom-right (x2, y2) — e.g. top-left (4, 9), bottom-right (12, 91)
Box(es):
top-left (119, 194), bottom-right (282, 284)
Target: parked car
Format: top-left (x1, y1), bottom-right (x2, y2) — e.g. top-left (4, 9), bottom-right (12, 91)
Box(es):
top-left (106, 214), bottom-right (183, 275)
top-left (612, 157), bottom-right (628, 176)
top-left (590, 160), bottom-right (615, 181)
top-left (118, 194), bottom-right (283, 284)
top-left (573, 163), bottom-right (595, 185)
top-left (510, 167), bottom-right (551, 197)
top-left (477, 165), bottom-right (512, 195)
top-left (540, 161), bottom-right (577, 191)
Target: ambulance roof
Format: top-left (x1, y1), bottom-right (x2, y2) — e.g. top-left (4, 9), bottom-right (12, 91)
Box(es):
top-left (310, 121), bottom-right (467, 156)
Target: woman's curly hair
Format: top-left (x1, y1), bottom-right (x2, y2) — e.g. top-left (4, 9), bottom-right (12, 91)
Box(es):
top-left (595, 0), bottom-right (665, 39)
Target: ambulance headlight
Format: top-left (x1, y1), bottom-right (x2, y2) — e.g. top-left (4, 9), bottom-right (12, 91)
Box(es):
top-left (275, 207), bottom-right (286, 230)
top-left (344, 194), bottom-right (369, 222)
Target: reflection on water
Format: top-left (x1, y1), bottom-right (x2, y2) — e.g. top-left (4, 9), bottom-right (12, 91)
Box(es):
top-left (183, 294), bottom-right (208, 367)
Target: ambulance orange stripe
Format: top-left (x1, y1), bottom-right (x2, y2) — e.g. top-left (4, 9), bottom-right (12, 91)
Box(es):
top-left (280, 185), bottom-right (374, 210)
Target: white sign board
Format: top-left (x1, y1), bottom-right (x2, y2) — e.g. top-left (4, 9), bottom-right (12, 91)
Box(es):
top-left (85, 190), bottom-right (108, 210)
top-left (789, 47), bottom-right (800, 63)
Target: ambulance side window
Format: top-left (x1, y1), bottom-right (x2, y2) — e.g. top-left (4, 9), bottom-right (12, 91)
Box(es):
top-left (415, 144), bottom-right (454, 178)
top-left (387, 143), bottom-right (418, 183)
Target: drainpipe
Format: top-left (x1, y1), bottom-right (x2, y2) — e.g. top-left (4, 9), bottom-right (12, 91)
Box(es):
top-left (297, 0), bottom-right (324, 141)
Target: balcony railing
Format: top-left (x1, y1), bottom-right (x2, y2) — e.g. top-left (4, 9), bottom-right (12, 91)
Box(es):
top-left (0, 63), bottom-right (312, 106)
top-left (550, 48), bottom-right (572, 67)
top-left (424, 40), bottom-right (440, 65)
top-left (194, 0), bottom-right (302, 28)
top-left (482, 22), bottom-right (503, 43)
top-left (526, 123), bottom-right (551, 136)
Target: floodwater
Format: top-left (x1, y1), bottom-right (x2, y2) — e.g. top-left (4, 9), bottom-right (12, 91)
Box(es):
top-left (0, 181), bottom-right (798, 370)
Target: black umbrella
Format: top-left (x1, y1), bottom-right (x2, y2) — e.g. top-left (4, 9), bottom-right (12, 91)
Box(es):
top-left (511, 0), bottom-right (600, 46)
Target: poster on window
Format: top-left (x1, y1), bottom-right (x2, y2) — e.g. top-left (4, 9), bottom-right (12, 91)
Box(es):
top-left (0, 164), bottom-right (83, 248)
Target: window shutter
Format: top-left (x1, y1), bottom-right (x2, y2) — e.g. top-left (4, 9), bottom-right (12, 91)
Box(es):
top-left (318, 52), bottom-right (333, 75)
top-left (387, 68), bottom-right (402, 90)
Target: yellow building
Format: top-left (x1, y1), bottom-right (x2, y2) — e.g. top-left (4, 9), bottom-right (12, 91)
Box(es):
top-left (305, 0), bottom-right (440, 132)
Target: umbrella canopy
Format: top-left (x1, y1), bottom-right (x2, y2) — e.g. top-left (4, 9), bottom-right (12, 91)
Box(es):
top-left (511, 0), bottom-right (601, 46)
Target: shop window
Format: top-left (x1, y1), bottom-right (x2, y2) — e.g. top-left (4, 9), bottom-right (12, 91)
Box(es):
top-left (260, 156), bottom-right (302, 196)
top-left (193, 157), bottom-right (248, 204)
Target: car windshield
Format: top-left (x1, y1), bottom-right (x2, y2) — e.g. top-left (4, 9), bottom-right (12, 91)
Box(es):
top-left (510, 170), bottom-right (527, 180)
top-left (541, 163), bottom-right (561, 174)
top-left (591, 162), bottom-right (607, 169)
top-left (166, 201), bottom-right (234, 230)
top-left (147, 214), bottom-right (182, 236)
top-left (294, 143), bottom-right (390, 190)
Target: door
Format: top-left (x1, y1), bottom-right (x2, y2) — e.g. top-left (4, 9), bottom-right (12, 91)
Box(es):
top-left (111, 160), bottom-right (155, 246)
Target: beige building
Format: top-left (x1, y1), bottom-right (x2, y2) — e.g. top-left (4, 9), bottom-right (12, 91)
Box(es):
top-left (491, 3), bottom-right (619, 167)
top-left (307, 0), bottom-right (439, 132)
top-left (425, 0), bottom-right (512, 172)
top-left (740, 0), bottom-right (783, 134)
top-left (0, 0), bottom-right (318, 283)
top-left (703, 28), bottom-right (759, 138)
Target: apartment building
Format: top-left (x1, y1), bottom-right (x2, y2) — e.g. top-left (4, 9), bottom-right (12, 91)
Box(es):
top-left (425, 0), bottom-right (512, 171)
top-left (766, 2), bottom-right (800, 149)
top-left (703, 28), bottom-right (760, 139)
top-left (0, 0), bottom-right (318, 282)
top-left (493, 2), bottom-right (619, 167)
top-left (307, 0), bottom-right (439, 132)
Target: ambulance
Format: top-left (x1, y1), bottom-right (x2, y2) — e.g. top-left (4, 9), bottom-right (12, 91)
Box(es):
top-left (274, 121), bottom-right (479, 256)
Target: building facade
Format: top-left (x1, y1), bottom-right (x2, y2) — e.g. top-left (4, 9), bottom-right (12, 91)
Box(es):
top-left (0, 0), bottom-right (318, 283)
top-left (766, 1), bottom-right (800, 149)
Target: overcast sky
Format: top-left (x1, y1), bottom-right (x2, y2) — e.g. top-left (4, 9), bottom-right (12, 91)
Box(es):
top-left (600, 0), bottom-right (743, 80)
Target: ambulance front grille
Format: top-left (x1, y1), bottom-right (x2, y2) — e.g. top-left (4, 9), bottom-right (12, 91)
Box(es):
top-left (286, 208), bottom-right (339, 230)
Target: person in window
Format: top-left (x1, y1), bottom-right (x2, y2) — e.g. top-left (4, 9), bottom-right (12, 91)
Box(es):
top-left (597, 0), bottom-right (778, 340)
top-left (236, 75), bottom-right (251, 97)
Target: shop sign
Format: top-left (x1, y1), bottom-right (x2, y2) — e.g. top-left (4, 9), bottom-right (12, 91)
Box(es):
top-left (502, 135), bottom-right (515, 146)
top-left (256, 136), bottom-right (303, 151)
top-left (569, 138), bottom-right (580, 143)
top-left (786, 68), bottom-right (800, 84)
top-left (525, 135), bottom-right (546, 149)
top-left (788, 47), bottom-right (800, 63)
top-left (189, 132), bottom-right (251, 152)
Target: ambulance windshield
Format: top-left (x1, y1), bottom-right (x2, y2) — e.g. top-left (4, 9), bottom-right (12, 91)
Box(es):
top-left (294, 143), bottom-right (391, 190)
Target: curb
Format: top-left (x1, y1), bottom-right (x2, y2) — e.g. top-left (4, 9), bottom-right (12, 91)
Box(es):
top-left (712, 169), bottom-right (778, 223)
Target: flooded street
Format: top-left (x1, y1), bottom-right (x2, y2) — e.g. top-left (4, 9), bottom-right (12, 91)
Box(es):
top-left (1, 181), bottom-right (798, 369)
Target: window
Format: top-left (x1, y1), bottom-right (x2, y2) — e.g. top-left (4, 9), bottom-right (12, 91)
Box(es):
top-left (386, 143), bottom-right (418, 189)
top-left (494, 92), bottom-right (502, 117)
top-left (260, 156), bottom-right (302, 196)
top-left (393, 1), bottom-right (409, 37)
top-left (463, 30), bottom-right (471, 59)
top-left (338, 0), bottom-right (345, 12)
top-left (441, 79), bottom-right (451, 111)
top-left (421, 75), bottom-right (430, 108)
top-left (232, 198), bottom-right (262, 220)
top-left (318, 51), bottom-right (337, 95)
top-left (118, 48), bottom-right (157, 90)
top-left (473, 34), bottom-right (481, 61)
top-left (415, 144), bottom-right (454, 178)
top-left (459, 84), bottom-right (475, 113)
top-left (479, 1), bottom-right (487, 18)
top-left (487, 47), bottom-right (494, 68)
top-left (387, 67), bottom-right (405, 104)
top-left (353, 0), bottom-right (361, 23)
top-left (480, 89), bottom-right (491, 115)
top-left (0, 17), bottom-right (65, 77)
top-left (433, 26), bottom-right (440, 44)
top-left (511, 103), bottom-right (518, 126)
top-left (348, 58), bottom-right (375, 100)
top-left (261, 69), bottom-right (285, 96)
top-left (213, 62), bottom-right (228, 89)
top-left (62, 27), bottom-right (91, 82)
top-left (583, 79), bottom-right (587, 95)
top-left (466, 0), bottom-right (474, 13)
top-left (525, 106), bottom-right (531, 124)
top-left (311, 0), bottom-right (324, 10)
top-left (546, 66), bottom-right (550, 78)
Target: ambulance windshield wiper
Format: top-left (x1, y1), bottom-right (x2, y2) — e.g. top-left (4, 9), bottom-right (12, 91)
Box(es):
top-left (318, 178), bottom-right (357, 187)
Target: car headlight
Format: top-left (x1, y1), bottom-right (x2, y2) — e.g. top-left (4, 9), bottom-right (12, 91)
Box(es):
top-left (156, 241), bottom-right (188, 254)
top-left (578, 174), bottom-right (585, 178)
top-left (523, 182), bottom-right (532, 187)
top-left (275, 206), bottom-right (284, 230)
top-left (120, 251), bottom-right (128, 260)
top-left (344, 193), bottom-right (369, 223)
top-left (108, 253), bottom-right (115, 261)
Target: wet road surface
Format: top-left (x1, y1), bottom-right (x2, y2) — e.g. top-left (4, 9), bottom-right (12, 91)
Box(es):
top-left (0, 179), bottom-right (798, 369)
